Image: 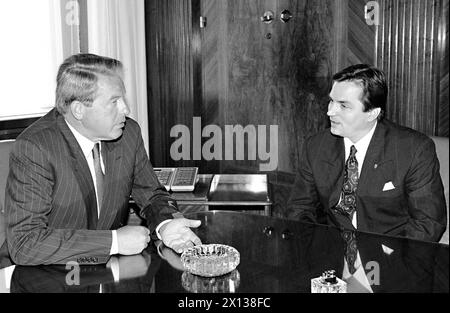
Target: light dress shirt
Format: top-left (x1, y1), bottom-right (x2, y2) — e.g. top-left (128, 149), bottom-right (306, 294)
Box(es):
top-left (340, 122), bottom-right (378, 292)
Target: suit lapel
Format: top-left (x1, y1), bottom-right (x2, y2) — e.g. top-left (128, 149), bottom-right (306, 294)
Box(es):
top-left (97, 140), bottom-right (123, 230)
top-left (356, 121), bottom-right (393, 230)
top-left (56, 111), bottom-right (98, 229)
top-left (321, 134), bottom-right (354, 230)
top-left (321, 135), bottom-right (345, 209)
top-left (358, 121), bottom-right (391, 194)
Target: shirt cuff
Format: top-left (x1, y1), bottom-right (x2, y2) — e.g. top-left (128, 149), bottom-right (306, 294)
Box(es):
top-left (155, 219), bottom-right (172, 240)
top-left (110, 230), bottom-right (119, 255)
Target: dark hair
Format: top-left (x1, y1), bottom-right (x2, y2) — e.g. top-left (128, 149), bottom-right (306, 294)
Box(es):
top-left (332, 64), bottom-right (387, 120)
top-left (55, 53), bottom-right (124, 114)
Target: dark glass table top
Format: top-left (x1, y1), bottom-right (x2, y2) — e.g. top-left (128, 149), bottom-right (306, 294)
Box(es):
top-left (1, 211), bottom-right (448, 293)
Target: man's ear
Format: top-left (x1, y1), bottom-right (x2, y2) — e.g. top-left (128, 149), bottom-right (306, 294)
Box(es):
top-left (368, 108), bottom-right (381, 122)
top-left (70, 101), bottom-right (85, 121)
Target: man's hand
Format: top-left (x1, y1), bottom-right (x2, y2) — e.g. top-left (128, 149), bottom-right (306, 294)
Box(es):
top-left (159, 218), bottom-right (202, 253)
top-left (116, 225), bottom-right (150, 255)
top-left (156, 241), bottom-right (184, 271)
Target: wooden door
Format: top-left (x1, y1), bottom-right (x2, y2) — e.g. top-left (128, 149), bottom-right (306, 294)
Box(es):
top-left (200, 0), bottom-right (339, 174)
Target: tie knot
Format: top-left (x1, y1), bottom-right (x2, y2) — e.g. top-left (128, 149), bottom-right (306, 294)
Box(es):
top-left (350, 145), bottom-right (357, 157)
top-left (93, 143), bottom-right (101, 160)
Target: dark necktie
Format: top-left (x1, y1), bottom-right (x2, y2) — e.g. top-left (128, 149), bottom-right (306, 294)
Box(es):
top-left (336, 145), bottom-right (358, 274)
top-left (336, 145), bottom-right (359, 217)
top-left (92, 143), bottom-right (104, 217)
top-left (342, 229), bottom-right (358, 274)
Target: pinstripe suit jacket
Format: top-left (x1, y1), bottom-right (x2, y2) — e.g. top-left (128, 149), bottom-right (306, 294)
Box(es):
top-left (5, 109), bottom-right (180, 265)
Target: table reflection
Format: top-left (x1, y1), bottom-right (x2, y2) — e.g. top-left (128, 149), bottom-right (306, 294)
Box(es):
top-left (9, 250), bottom-right (160, 293)
top-left (181, 270), bottom-right (240, 293)
top-left (1, 211), bottom-right (448, 293)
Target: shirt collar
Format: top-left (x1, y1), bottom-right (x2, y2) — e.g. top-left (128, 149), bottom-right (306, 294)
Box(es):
top-left (343, 121), bottom-right (377, 156)
top-left (65, 119), bottom-right (99, 159)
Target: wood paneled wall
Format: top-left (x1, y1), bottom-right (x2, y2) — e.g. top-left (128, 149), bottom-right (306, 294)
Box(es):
top-left (438, 0), bottom-right (449, 136)
top-left (347, 0), bottom-right (376, 65)
top-left (201, 0), bottom-right (337, 174)
top-left (376, 0), bottom-right (447, 136)
top-left (345, 0), bottom-right (448, 136)
top-left (145, 0), bottom-right (199, 167)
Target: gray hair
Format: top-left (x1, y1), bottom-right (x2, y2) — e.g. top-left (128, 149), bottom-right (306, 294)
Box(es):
top-left (55, 53), bottom-right (124, 114)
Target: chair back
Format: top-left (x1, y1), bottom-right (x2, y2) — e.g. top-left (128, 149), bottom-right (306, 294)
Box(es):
top-left (431, 136), bottom-right (449, 244)
top-left (0, 140), bottom-right (15, 249)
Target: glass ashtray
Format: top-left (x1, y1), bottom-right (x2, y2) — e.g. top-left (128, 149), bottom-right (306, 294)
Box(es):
top-left (180, 244), bottom-right (240, 277)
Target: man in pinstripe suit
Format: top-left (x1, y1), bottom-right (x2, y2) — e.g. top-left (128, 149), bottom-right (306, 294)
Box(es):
top-left (4, 53), bottom-right (202, 265)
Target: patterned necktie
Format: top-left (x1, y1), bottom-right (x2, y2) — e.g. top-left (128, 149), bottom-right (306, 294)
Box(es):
top-left (92, 143), bottom-right (104, 217)
top-left (336, 145), bottom-right (358, 274)
top-left (336, 145), bottom-right (358, 217)
top-left (342, 229), bottom-right (358, 274)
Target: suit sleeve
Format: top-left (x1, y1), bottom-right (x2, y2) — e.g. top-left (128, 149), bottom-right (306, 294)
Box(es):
top-left (129, 124), bottom-right (181, 238)
top-left (287, 138), bottom-right (322, 224)
top-left (5, 139), bottom-right (112, 265)
top-left (404, 138), bottom-right (447, 242)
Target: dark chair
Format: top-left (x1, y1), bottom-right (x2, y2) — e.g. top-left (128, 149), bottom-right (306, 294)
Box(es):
top-left (431, 136), bottom-right (449, 245)
top-left (0, 140), bottom-right (15, 249)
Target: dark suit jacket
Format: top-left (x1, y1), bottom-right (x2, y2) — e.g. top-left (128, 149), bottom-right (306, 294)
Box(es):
top-left (5, 109), bottom-right (180, 265)
top-left (287, 119), bottom-right (446, 242)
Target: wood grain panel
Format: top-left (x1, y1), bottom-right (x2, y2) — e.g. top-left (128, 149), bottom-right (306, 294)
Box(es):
top-left (145, 0), bottom-right (197, 167)
top-left (438, 0), bottom-right (449, 136)
top-left (223, 0), bottom-right (274, 171)
top-left (333, 0), bottom-right (349, 72)
top-left (376, 0), bottom-right (442, 135)
top-left (202, 0), bottom-right (335, 173)
top-left (200, 0), bottom-right (226, 173)
top-left (348, 0), bottom-right (376, 65)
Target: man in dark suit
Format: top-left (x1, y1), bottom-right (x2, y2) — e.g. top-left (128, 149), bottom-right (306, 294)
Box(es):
top-left (287, 64), bottom-right (446, 243)
top-left (4, 53), bottom-right (202, 265)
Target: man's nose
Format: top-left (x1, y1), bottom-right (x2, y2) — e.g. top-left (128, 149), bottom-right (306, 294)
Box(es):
top-left (327, 101), bottom-right (337, 116)
top-left (119, 98), bottom-right (130, 116)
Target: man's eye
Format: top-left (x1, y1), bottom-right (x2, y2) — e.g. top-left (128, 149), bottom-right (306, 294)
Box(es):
top-left (340, 103), bottom-right (348, 109)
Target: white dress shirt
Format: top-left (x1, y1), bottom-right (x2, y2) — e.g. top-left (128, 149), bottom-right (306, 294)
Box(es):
top-left (340, 122), bottom-right (377, 292)
top-left (65, 120), bottom-right (119, 255)
top-left (342, 121), bottom-right (377, 228)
